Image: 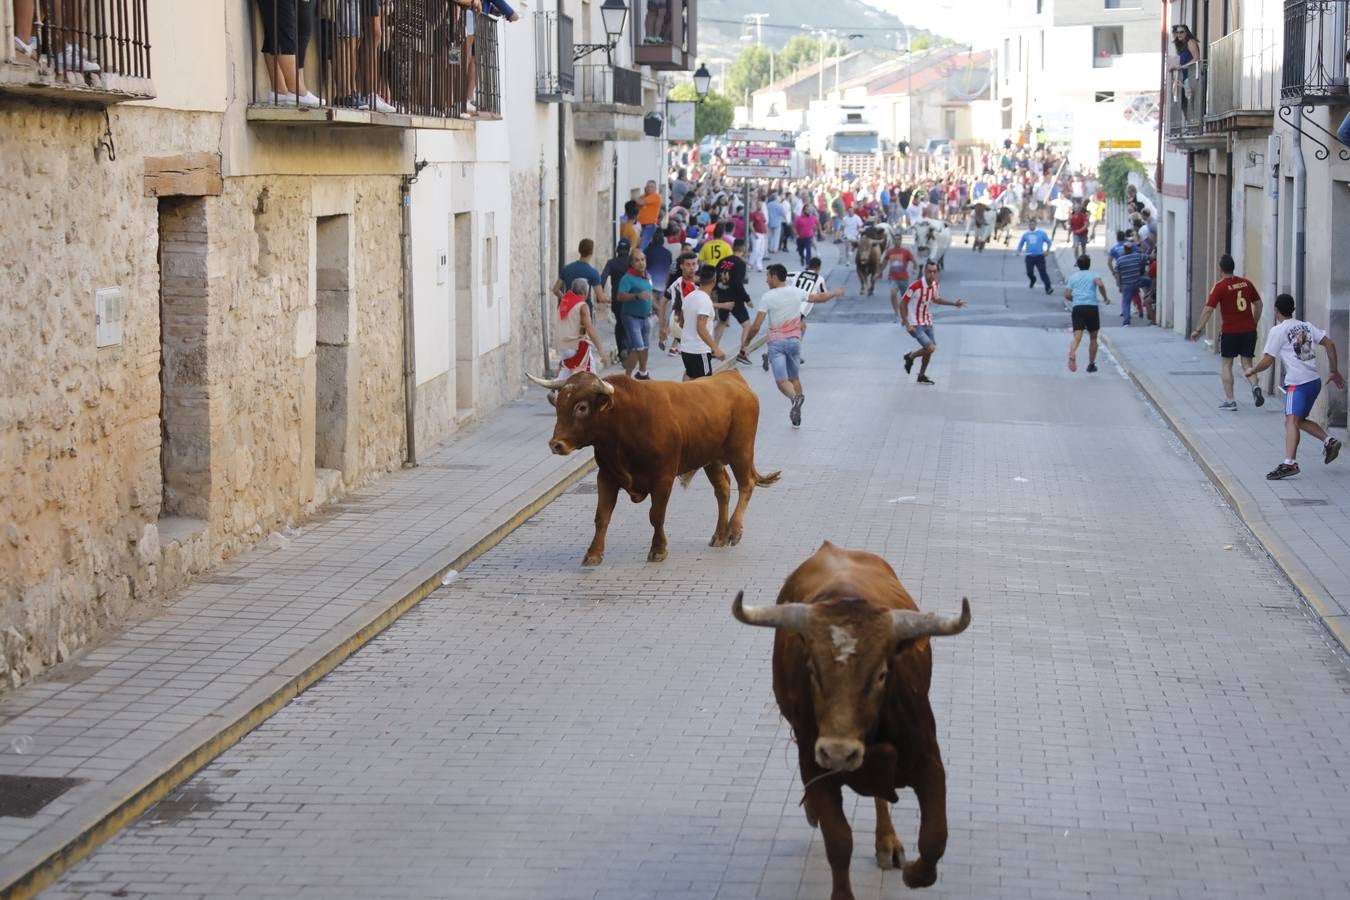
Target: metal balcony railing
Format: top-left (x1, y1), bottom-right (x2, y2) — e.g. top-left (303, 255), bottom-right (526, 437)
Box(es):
top-left (3, 0), bottom-right (151, 83)
top-left (534, 10), bottom-right (574, 101)
top-left (1207, 27), bottom-right (1279, 119)
top-left (1166, 59), bottom-right (1207, 138)
top-left (1281, 0), bottom-right (1349, 104)
top-left (250, 0), bottom-right (500, 120)
top-left (576, 64), bottom-right (642, 107)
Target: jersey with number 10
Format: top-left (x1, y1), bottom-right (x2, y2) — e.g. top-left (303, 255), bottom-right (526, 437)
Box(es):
top-left (1205, 276), bottom-right (1259, 334)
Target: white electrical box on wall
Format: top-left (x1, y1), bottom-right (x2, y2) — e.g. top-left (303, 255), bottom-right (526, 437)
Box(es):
top-left (436, 249), bottom-right (448, 285)
top-left (95, 287), bottom-right (123, 348)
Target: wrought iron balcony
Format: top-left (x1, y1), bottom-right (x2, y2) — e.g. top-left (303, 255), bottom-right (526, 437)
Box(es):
top-left (0, 0), bottom-right (154, 103)
top-left (535, 10), bottom-right (575, 102)
top-left (1165, 60), bottom-right (1210, 144)
top-left (1206, 27), bottom-right (1279, 126)
top-left (573, 64), bottom-right (646, 142)
top-left (577, 63), bottom-right (642, 107)
top-left (248, 0), bottom-right (500, 127)
top-left (632, 0), bottom-right (696, 71)
top-left (1281, 0), bottom-right (1349, 105)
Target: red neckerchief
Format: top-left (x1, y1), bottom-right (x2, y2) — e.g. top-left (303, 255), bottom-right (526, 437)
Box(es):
top-left (558, 292), bottom-right (586, 318)
top-left (626, 267), bottom-right (646, 278)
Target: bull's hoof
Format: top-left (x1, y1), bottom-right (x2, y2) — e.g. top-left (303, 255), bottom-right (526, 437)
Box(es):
top-left (875, 835), bottom-right (905, 870)
top-left (727, 529), bottom-right (743, 546)
top-left (581, 553), bottom-right (603, 567)
top-left (647, 547), bottom-right (668, 563)
top-left (902, 859), bottom-right (938, 889)
top-left (709, 533), bottom-right (729, 548)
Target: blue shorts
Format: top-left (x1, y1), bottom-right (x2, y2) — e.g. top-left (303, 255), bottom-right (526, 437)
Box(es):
top-left (1285, 379), bottom-right (1321, 419)
top-left (767, 338), bottom-right (801, 381)
top-left (911, 324), bottom-right (935, 349)
top-left (619, 313), bottom-right (651, 352)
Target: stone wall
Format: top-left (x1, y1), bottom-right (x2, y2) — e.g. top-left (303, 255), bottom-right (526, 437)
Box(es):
top-left (0, 98), bottom-right (407, 690)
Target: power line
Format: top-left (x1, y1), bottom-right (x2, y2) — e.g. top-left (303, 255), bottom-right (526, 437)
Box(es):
top-left (701, 16), bottom-right (929, 35)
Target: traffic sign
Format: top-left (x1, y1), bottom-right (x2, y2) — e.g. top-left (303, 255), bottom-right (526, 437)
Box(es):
top-left (726, 128), bottom-right (795, 144)
top-left (726, 164), bottom-right (792, 179)
top-left (726, 146), bottom-right (792, 160)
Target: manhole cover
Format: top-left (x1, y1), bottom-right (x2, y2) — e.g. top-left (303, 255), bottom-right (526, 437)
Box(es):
top-left (1282, 497), bottom-right (1329, 507)
top-left (0, 774), bottom-right (85, 818)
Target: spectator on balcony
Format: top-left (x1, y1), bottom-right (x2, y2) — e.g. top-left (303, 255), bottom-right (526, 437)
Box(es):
top-left (453, 0), bottom-right (481, 115)
top-left (644, 0), bottom-right (670, 44)
top-left (481, 0), bottom-right (518, 20)
top-left (335, 0), bottom-right (394, 112)
top-left (1170, 23), bottom-right (1201, 111)
top-left (32, 0), bottom-right (105, 72)
top-left (11, 0), bottom-right (35, 64)
top-left (254, 0), bottom-right (319, 106)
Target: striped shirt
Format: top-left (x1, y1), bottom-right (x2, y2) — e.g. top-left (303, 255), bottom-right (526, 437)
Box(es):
top-left (790, 269), bottom-right (826, 315)
top-left (902, 278), bottom-right (939, 326)
top-left (1114, 249), bottom-right (1146, 285)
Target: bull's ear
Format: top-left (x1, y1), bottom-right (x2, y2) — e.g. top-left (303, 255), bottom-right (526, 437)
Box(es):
top-left (547, 390), bottom-right (558, 408)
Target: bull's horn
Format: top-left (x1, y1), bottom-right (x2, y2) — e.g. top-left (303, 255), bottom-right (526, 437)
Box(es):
top-left (732, 591), bottom-right (810, 632)
top-left (891, 597), bottom-right (971, 642)
top-left (525, 371), bottom-right (569, 390)
top-left (593, 377), bottom-right (616, 396)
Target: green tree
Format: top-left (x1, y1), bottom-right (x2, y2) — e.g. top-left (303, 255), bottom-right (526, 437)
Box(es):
top-left (669, 83), bottom-right (735, 140)
top-left (1100, 153), bottom-right (1147, 201)
top-left (910, 34), bottom-right (937, 51)
top-left (777, 35), bottom-right (845, 77)
top-left (726, 45), bottom-right (774, 103)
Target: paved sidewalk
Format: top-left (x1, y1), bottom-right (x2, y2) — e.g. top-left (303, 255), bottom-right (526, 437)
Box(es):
top-left (1104, 325), bottom-right (1350, 650)
top-left (0, 393), bottom-right (598, 895)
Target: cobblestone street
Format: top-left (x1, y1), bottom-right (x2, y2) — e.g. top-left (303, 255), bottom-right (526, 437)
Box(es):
top-left (43, 244), bottom-right (1350, 899)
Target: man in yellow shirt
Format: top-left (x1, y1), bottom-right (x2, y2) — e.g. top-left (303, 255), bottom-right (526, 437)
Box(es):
top-left (619, 200), bottom-right (640, 249)
top-left (698, 222), bottom-right (733, 268)
top-left (636, 180), bottom-right (662, 248)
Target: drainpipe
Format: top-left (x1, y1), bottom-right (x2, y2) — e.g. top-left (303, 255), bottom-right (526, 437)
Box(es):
top-left (557, 103), bottom-right (567, 378)
top-left (539, 155), bottom-right (551, 374)
top-left (1185, 159), bottom-right (1195, 333)
top-left (400, 162), bottom-right (426, 468)
top-left (1292, 105), bottom-right (1307, 319)
top-left (1264, 134), bottom-right (1280, 332)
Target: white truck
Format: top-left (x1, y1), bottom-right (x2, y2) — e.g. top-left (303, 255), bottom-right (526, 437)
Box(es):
top-left (822, 108), bottom-right (886, 178)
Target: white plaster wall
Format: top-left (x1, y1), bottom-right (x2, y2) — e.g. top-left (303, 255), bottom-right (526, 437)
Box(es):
top-left (131, 0), bottom-right (229, 113)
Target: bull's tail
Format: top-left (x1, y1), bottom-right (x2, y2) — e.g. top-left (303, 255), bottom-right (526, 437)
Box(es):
top-left (755, 469), bottom-right (782, 487)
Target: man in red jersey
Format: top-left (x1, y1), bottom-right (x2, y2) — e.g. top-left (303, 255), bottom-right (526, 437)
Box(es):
top-left (1190, 254), bottom-right (1265, 410)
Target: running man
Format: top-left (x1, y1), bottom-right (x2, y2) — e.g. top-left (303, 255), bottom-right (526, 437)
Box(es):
top-left (1189, 254), bottom-right (1265, 410)
top-left (901, 259), bottom-right (968, 386)
top-left (762, 257), bottom-right (827, 371)
top-left (677, 265), bottom-right (726, 380)
top-left (741, 263), bottom-right (844, 426)
top-left (714, 238), bottom-right (754, 362)
top-left (1016, 220), bottom-right (1054, 294)
top-left (658, 251), bottom-right (698, 355)
top-left (1244, 294), bottom-right (1344, 479)
top-left (884, 236), bottom-right (917, 322)
top-left (554, 276), bottom-right (606, 379)
top-left (1063, 254), bottom-right (1110, 373)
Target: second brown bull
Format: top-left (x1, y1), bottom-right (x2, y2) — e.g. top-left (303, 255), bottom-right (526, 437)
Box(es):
top-left (527, 369), bottom-right (781, 565)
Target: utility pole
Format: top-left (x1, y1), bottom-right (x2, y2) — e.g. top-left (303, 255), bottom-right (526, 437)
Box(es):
top-left (744, 12), bottom-right (768, 46)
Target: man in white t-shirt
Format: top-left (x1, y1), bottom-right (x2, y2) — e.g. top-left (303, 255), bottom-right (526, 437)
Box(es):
top-left (839, 207), bottom-right (864, 263)
top-left (760, 257), bottom-right (827, 373)
top-left (677, 265), bottom-right (725, 380)
top-left (741, 263), bottom-right (843, 426)
top-left (1245, 293), bottom-right (1345, 480)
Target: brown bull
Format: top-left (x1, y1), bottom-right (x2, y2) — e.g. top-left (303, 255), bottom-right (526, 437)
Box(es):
top-left (855, 235), bottom-right (881, 296)
top-left (993, 206), bottom-right (1016, 246)
top-left (733, 542), bottom-right (971, 899)
top-left (528, 369), bottom-right (781, 565)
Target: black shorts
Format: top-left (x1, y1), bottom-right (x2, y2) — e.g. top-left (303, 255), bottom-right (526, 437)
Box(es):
top-left (681, 351), bottom-right (714, 379)
top-left (1070, 305), bottom-right (1100, 333)
top-left (1219, 331), bottom-right (1257, 359)
top-left (716, 300), bottom-right (750, 325)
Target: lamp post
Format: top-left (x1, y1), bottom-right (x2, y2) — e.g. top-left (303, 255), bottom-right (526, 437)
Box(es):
top-left (573, 0), bottom-right (630, 64)
top-left (692, 63), bottom-right (711, 100)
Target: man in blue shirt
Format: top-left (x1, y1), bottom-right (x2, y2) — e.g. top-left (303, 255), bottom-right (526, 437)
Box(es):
top-left (1015, 221), bottom-right (1054, 294)
top-left (554, 238), bottom-right (607, 312)
top-left (1063, 254), bottom-right (1110, 373)
top-left (1114, 242), bottom-right (1147, 325)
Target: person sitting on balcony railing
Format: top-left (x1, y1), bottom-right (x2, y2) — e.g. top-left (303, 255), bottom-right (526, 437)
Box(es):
top-left (254, 0), bottom-right (320, 106)
top-left (1170, 24), bottom-right (1201, 111)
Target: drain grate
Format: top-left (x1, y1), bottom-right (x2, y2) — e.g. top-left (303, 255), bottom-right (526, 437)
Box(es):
top-left (0, 774), bottom-right (85, 818)
top-left (1282, 497), bottom-right (1329, 507)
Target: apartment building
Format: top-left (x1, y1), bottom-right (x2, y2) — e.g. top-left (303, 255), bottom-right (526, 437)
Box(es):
top-left (990, 0), bottom-right (1164, 167)
top-left (1159, 0), bottom-right (1348, 428)
top-left (0, 0), bottom-right (689, 689)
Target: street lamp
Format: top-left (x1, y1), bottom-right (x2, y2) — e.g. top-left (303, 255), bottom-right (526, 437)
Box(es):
top-left (692, 63), bottom-right (711, 102)
top-left (573, 0), bottom-right (630, 62)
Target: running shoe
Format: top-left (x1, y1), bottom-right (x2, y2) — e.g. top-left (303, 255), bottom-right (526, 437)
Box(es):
top-left (634, 372), bottom-right (651, 380)
top-left (1253, 384), bottom-right (1265, 407)
top-left (903, 353), bottom-right (914, 374)
top-left (1086, 363), bottom-right (1098, 373)
top-left (761, 352), bottom-right (769, 371)
top-left (735, 350), bottom-right (752, 366)
top-left (1325, 437), bottom-right (1342, 465)
top-left (1266, 462), bottom-right (1300, 480)
top-left (1218, 400), bottom-right (1238, 411)
top-left (789, 394), bottom-right (804, 427)
top-left (1044, 286), bottom-right (1054, 295)
top-left (917, 375), bottom-right (935, 385)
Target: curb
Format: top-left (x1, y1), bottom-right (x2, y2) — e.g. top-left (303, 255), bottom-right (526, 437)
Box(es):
top-left (1101, 332), bottom-right (1350, 654)
top-left (1, 454), bottom-right (597, 899)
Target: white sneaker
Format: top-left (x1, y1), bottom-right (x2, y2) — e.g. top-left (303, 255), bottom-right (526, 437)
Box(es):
top-left (59, 45), bottom-right (100, 73)
top-left (464, 100), bottom-right (477, 115)
top-left (370, 95), bottom-right (395, 113)
top-left (269, 91), bottom-right (297, 106)
top-left (296, 91), bottom-right (321, 108)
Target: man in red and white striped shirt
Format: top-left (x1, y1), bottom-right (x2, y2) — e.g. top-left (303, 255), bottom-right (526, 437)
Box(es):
top-left (901, 260), bottom-right (967, 385)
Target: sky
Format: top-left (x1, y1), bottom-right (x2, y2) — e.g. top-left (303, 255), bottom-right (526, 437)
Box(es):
top-left (865, 0), bottom-right (983, 44)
